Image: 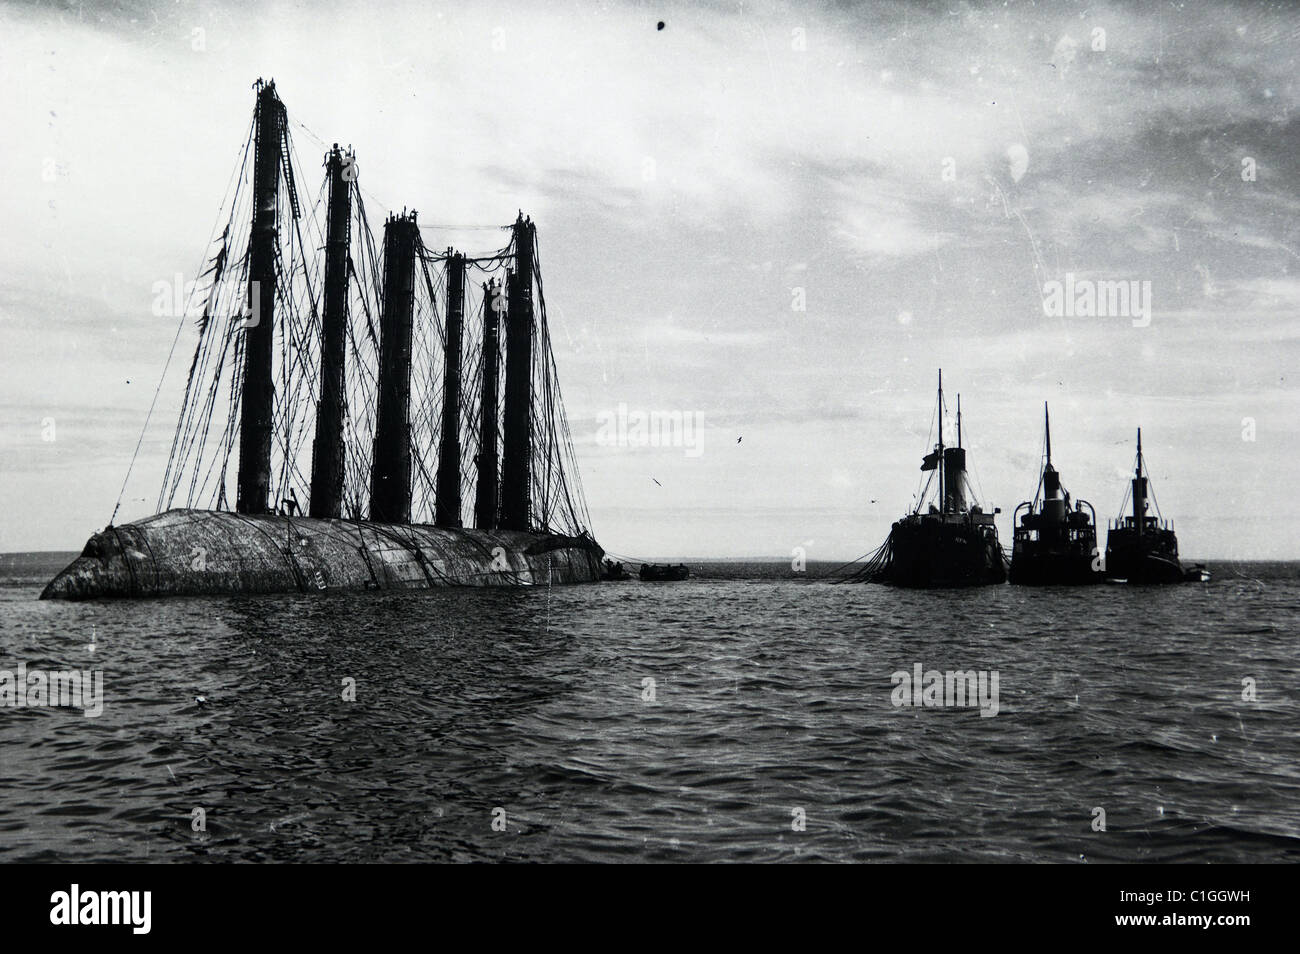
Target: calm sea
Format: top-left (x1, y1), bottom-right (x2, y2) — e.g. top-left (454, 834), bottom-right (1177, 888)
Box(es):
top-left (2, 553), bottom-right (1297, 863)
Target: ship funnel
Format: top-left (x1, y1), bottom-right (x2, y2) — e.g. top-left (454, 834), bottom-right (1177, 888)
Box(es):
top-left (943, 447), bottom-right (966, 512)
top-left (944, 393), bottom-right (966, 511)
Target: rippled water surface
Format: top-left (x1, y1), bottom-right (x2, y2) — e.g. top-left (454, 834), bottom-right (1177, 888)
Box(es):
top-left (2, 554), bottom-right (1298, 863)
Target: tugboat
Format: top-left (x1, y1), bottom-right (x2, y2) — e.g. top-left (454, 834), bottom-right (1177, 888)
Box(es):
top-left (1008, 404), bottom-right (1102, 586)
top-left (1104, 429), bottom-right (1209, 583)
top-left (850, 371), bottom-right (1005, 587)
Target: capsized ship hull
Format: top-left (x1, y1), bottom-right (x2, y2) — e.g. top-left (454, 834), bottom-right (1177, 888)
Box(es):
top-left (40, 509), bottom-right (604, 600)
top-left (50, 86), bottom-right (609, 603)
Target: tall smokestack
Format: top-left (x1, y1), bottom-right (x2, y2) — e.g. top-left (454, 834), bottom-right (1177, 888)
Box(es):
top-left (944, 393), bottom-right (966, 512)
top-left (474, 280), bottom-right (501, 529)
top-left (435, 251), bottom-right (465, 527)
top-left (369, 211), bottom-right (419, 524)
top-left (499, 214), bottom-right (534, 531)
top-left (309, 144), bottom-right (352, 519)
top-left (236, 80), bottom-right (284, 514)
top-left (943, 447), bottom-right (967, 513)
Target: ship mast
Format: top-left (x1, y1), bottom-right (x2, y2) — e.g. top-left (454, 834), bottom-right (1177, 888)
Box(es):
top-left (499, 213), bottom-right (535, 531)
top-left (1044, 402), bottom-right (1052, 468)
top-left (474, 280), bottom-right (501, 530)
top-left (369, 211), bottom-right (419, 524)
top-left (1132, 427), bottom-right (1147, 537)
top-left (435, 251), bottom-right (466, 528)
top-left (236, 80), bottom-right (285, 515)
top-left (308, 144), bottom-right (352, 519)
top-left (1038, 401), bottom-right (1066, 524)
top-left (155, 84), bottom-right (595, 540)
top-left (937, 369), bottom-right (944, 514)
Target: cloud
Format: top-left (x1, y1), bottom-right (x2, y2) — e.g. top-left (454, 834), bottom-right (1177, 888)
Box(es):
top-left (1, 0), bottom-right (1298, 557)
top-left (833, 181), bottom-right (954, 260)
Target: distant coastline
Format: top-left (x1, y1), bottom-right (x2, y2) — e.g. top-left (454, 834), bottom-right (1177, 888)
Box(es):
top-left (4, 552), bottom-right (1298, 565)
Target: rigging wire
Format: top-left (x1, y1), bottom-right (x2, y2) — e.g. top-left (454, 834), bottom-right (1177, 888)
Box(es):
top-left (158, 102), bottom-right (595, 539)
top-left (118, 112), bottom-right (257, 526)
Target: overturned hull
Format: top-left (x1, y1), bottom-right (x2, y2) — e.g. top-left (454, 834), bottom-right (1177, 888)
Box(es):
top-left (40, 509), bottom-right (604, 600)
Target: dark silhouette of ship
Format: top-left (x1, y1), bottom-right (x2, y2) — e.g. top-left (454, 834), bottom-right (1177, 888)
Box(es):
top-left (43, 80), bottom-right (602, 599)
top-left (600, 559), bottom-right (632, 581)
top-left (849, 371), bottom-right (1005, 588)
top-left (1104, 429), bottom-right (1209, 583)
top-left (1008, 404), bottom-right (1102, 586)
top-left (639, 563), bottom-right (689, 581)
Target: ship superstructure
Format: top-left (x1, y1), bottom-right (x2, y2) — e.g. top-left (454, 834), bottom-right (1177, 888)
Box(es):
top-left (847, 371), bottom-right (1005, 588)
top-left (1008, 404), bottom-right (1102, 586)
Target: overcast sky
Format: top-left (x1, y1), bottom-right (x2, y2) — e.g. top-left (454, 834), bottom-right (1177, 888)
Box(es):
top-left (2, 0), bottom-right (1297, 559)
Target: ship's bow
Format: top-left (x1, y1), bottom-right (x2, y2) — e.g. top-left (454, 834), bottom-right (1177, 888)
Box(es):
top-left (40, 530), bottom-right (135, 600)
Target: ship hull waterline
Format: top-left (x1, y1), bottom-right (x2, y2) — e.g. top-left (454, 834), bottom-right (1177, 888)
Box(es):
top-left (40, 509), bottom-right (604, 600)
top-left (1105, 528), bottom-right (1200, 584)
top-left (1105, 549), bottom-right (1200, 584)
top-left (875, 517), bottom-right (1006, 589)
top-left (1008, 541), bottom-right (1103, 586)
